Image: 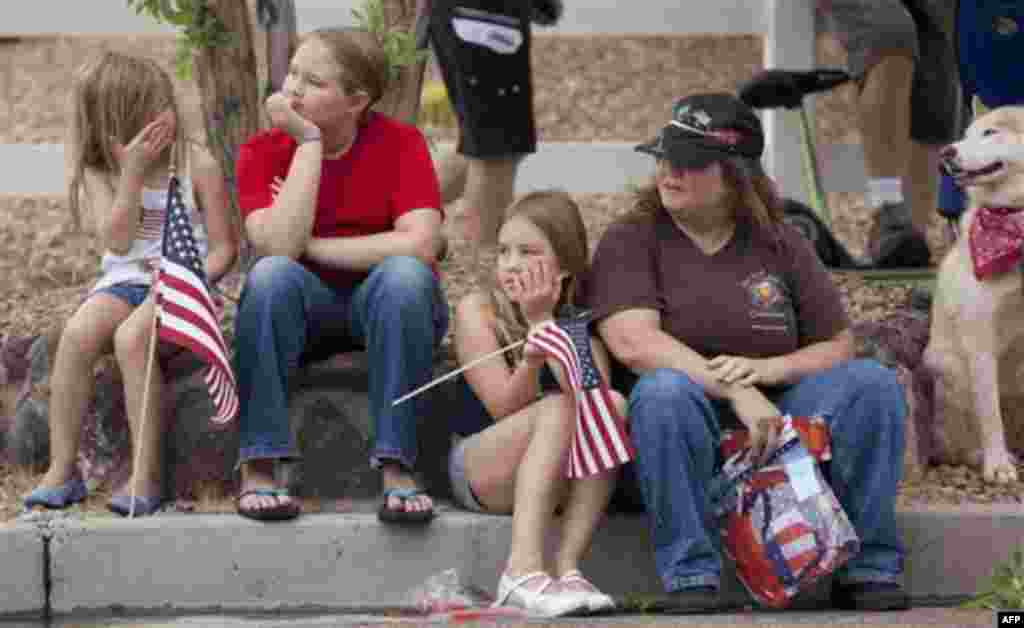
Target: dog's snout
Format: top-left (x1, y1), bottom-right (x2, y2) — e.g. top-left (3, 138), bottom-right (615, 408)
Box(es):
top-left (940, 145), bottom-right (957, 161)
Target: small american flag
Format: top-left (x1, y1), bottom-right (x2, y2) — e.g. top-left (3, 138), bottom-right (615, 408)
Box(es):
top-left (138, 205), bottom-right (164, 240)
top-left (155, 175), bottom-right (238, 425)
top-left (527, 313), bottom-right (634, 478)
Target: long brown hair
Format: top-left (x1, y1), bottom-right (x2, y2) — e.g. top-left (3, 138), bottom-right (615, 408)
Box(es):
top-left (66, 51), bottom-right (185, 230)
top-left (485, 190), bottom-right (589, 361)
top-left (627, 155), bottom-right (785, 231)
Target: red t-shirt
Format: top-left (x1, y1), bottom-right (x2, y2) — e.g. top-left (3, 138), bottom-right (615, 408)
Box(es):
top-left (236, 112), bottom-right (442, 290)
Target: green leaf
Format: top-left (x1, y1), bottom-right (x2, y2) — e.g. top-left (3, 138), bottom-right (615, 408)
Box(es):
top-left (174, 40), bottom-right (193, 80)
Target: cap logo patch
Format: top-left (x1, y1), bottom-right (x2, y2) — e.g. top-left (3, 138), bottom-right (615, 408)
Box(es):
top-left (670, 105), bottom-right (743, 147)
top-left (673, 104), bottom-right (712, 132)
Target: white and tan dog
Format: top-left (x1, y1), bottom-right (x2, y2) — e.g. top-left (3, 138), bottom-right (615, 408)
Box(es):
top-left (923, 106), bottom-right (1024, 485)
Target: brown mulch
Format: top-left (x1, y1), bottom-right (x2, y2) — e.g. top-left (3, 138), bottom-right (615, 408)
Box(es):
top-left (2, 34), bottom-right (1022, 522)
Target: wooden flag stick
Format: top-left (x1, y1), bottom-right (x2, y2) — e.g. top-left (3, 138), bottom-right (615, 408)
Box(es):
top-left (128, 298), bottom-right (161, 519)
top-left (392, 339), bottom-right (525, 407)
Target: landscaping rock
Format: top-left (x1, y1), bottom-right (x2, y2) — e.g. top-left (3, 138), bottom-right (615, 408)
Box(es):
top-left (851, 297), bottom-right (934, 480)
top-left (282, 352), bottom-right (454, 501)
top-left (3, 332), bottom-right (455, 502)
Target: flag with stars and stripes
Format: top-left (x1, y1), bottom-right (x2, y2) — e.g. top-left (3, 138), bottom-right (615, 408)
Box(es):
top-left (155, 175), bottom-right (238, 425)
top-left (138, 205), bottom-right (164, 240)
top-left (527, 313), bottom-right (634, 478)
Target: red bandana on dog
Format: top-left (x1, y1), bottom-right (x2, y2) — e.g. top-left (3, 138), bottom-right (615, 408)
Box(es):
top-left (969, 206), bottom-right (1024, 279)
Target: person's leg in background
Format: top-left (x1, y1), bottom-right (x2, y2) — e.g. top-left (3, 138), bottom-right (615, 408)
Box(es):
top-left (428, 0), bottom-right (537, 261)
top-left (438, 148), bottom-right (469, 206)
top-left (460, 154), bottom-right (523, 247)
top-left (903, 0), bottom-right (960, 255)
top-left (821, 0), bottom-right (958, 268)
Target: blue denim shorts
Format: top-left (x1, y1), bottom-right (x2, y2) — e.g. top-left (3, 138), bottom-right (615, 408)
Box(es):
top-left (94, 283), bottom-right (150, 307)
top-left (448, 436), bottom-right (487, 513)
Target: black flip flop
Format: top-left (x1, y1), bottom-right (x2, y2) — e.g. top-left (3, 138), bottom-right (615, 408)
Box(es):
top-left (378, 488), bottom-right (435, 525)
top-left (236, 488), bottom-right (301, 522)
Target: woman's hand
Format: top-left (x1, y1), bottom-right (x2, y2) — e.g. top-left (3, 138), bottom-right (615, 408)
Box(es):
top-left (707, 355), bottom-right (786, 387)
top-left (505, 259), bottom-right (564, 326)
top-left (728, 386), bottom-right (783, 465)
top-left (112, 110), bottom-right (175, 178)
top-left (265, 91), bottom-right (319, 142)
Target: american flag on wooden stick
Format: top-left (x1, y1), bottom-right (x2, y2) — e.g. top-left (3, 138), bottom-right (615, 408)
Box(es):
top-left (155, 175), bottom-right (238, 425)
top-left (527, 313), bottom-right (634, 478)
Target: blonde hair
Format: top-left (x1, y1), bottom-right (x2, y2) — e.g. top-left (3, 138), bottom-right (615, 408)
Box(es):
top-left (627, 156), bottom-right (784, 245)
top-left (67, 51), bottom-right (185, 229)
top-left (486, 190), bottom-right (589, 361)
top-left (305, 27), bottom-right (389, 122)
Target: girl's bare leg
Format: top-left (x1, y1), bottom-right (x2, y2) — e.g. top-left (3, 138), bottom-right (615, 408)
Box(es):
top-left (554, 392), bottom-right (628, 578)
top-left (504, 394), bottom-right (576, 577)
top-left (38, 293), bottom-right (135, 488)
top-left (113, 296), bottom-right (164, 498)
top-left (557, 391), bottom-right (626, 577)
top-left (462, 394), bottom-right (574, 582)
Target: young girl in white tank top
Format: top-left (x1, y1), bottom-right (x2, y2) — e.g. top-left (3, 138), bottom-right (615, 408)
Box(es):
top-left (24, 51), bottom-right (238, 517)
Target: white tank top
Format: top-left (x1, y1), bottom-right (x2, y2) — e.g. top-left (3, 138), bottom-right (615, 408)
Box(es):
top-left (92, 176), bottom-right (209, 293)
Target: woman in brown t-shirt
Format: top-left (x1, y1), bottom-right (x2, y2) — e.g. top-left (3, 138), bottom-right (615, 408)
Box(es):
top-left (585, 93), bottom-right (908, 612)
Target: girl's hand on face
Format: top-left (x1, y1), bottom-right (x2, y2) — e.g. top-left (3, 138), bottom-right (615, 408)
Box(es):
top-left (507, 259), bottom-right (563, 326)
top-left (265, 91), bottom-right (319, 142)
top-left (112, 111), bottom-right (175, 178)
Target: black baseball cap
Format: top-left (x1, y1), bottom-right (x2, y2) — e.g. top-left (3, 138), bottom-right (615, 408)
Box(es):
top-left (636, 93), bottom-right (765, 170)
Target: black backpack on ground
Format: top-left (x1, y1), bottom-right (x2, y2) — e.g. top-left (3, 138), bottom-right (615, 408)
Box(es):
top-left (781, 199), bottom-right (865, 270)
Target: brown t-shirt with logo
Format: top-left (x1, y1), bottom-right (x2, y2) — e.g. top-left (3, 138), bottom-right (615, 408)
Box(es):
top-left (583, 209), bottom-right (848, 361)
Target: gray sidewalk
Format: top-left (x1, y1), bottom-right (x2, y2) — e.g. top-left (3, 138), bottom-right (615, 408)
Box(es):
top-left (0, 607), bottom-right (998, 627)
top-left (2, 502), bottom-right (1020, 621)
top-left (0, 141), bottom-right (869, 197)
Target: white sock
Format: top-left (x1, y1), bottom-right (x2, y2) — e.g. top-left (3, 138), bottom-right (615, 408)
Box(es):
top-left (866, 177), bottom-right (903, 208)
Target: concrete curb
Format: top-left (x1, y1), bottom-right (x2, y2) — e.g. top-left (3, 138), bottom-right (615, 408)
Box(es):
top-left (47, 511), bottom-right (478, 615)
top-left (11, 504), bottom-right (1020, 618)
top-left (0, 523), bottom-right (45, 619)
top-left (900, 506), bottom-right (1024, 602)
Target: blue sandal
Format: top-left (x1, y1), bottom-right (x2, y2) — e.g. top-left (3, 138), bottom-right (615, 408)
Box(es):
top-left (236, 488), bottom-right (301, 522)
top-left (23, 478), bottom-right (88, 510)
top-left (108, 494), bottom-right (165, 517)
top-left (378, 487), bottom-right (435, 525)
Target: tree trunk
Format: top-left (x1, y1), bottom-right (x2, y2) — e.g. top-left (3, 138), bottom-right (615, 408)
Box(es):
top-left (375, 0), bottom-right (428, 125)
top-left (250, 0), bottom-right (298, 95)
top-left (192, 0), bottom-right (263, 259)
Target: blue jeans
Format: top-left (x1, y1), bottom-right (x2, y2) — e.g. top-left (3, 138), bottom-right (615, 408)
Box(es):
top-left (233, 255), bottom-right (449, 470)
top-left (627, 358), bottom-right (905, 593)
